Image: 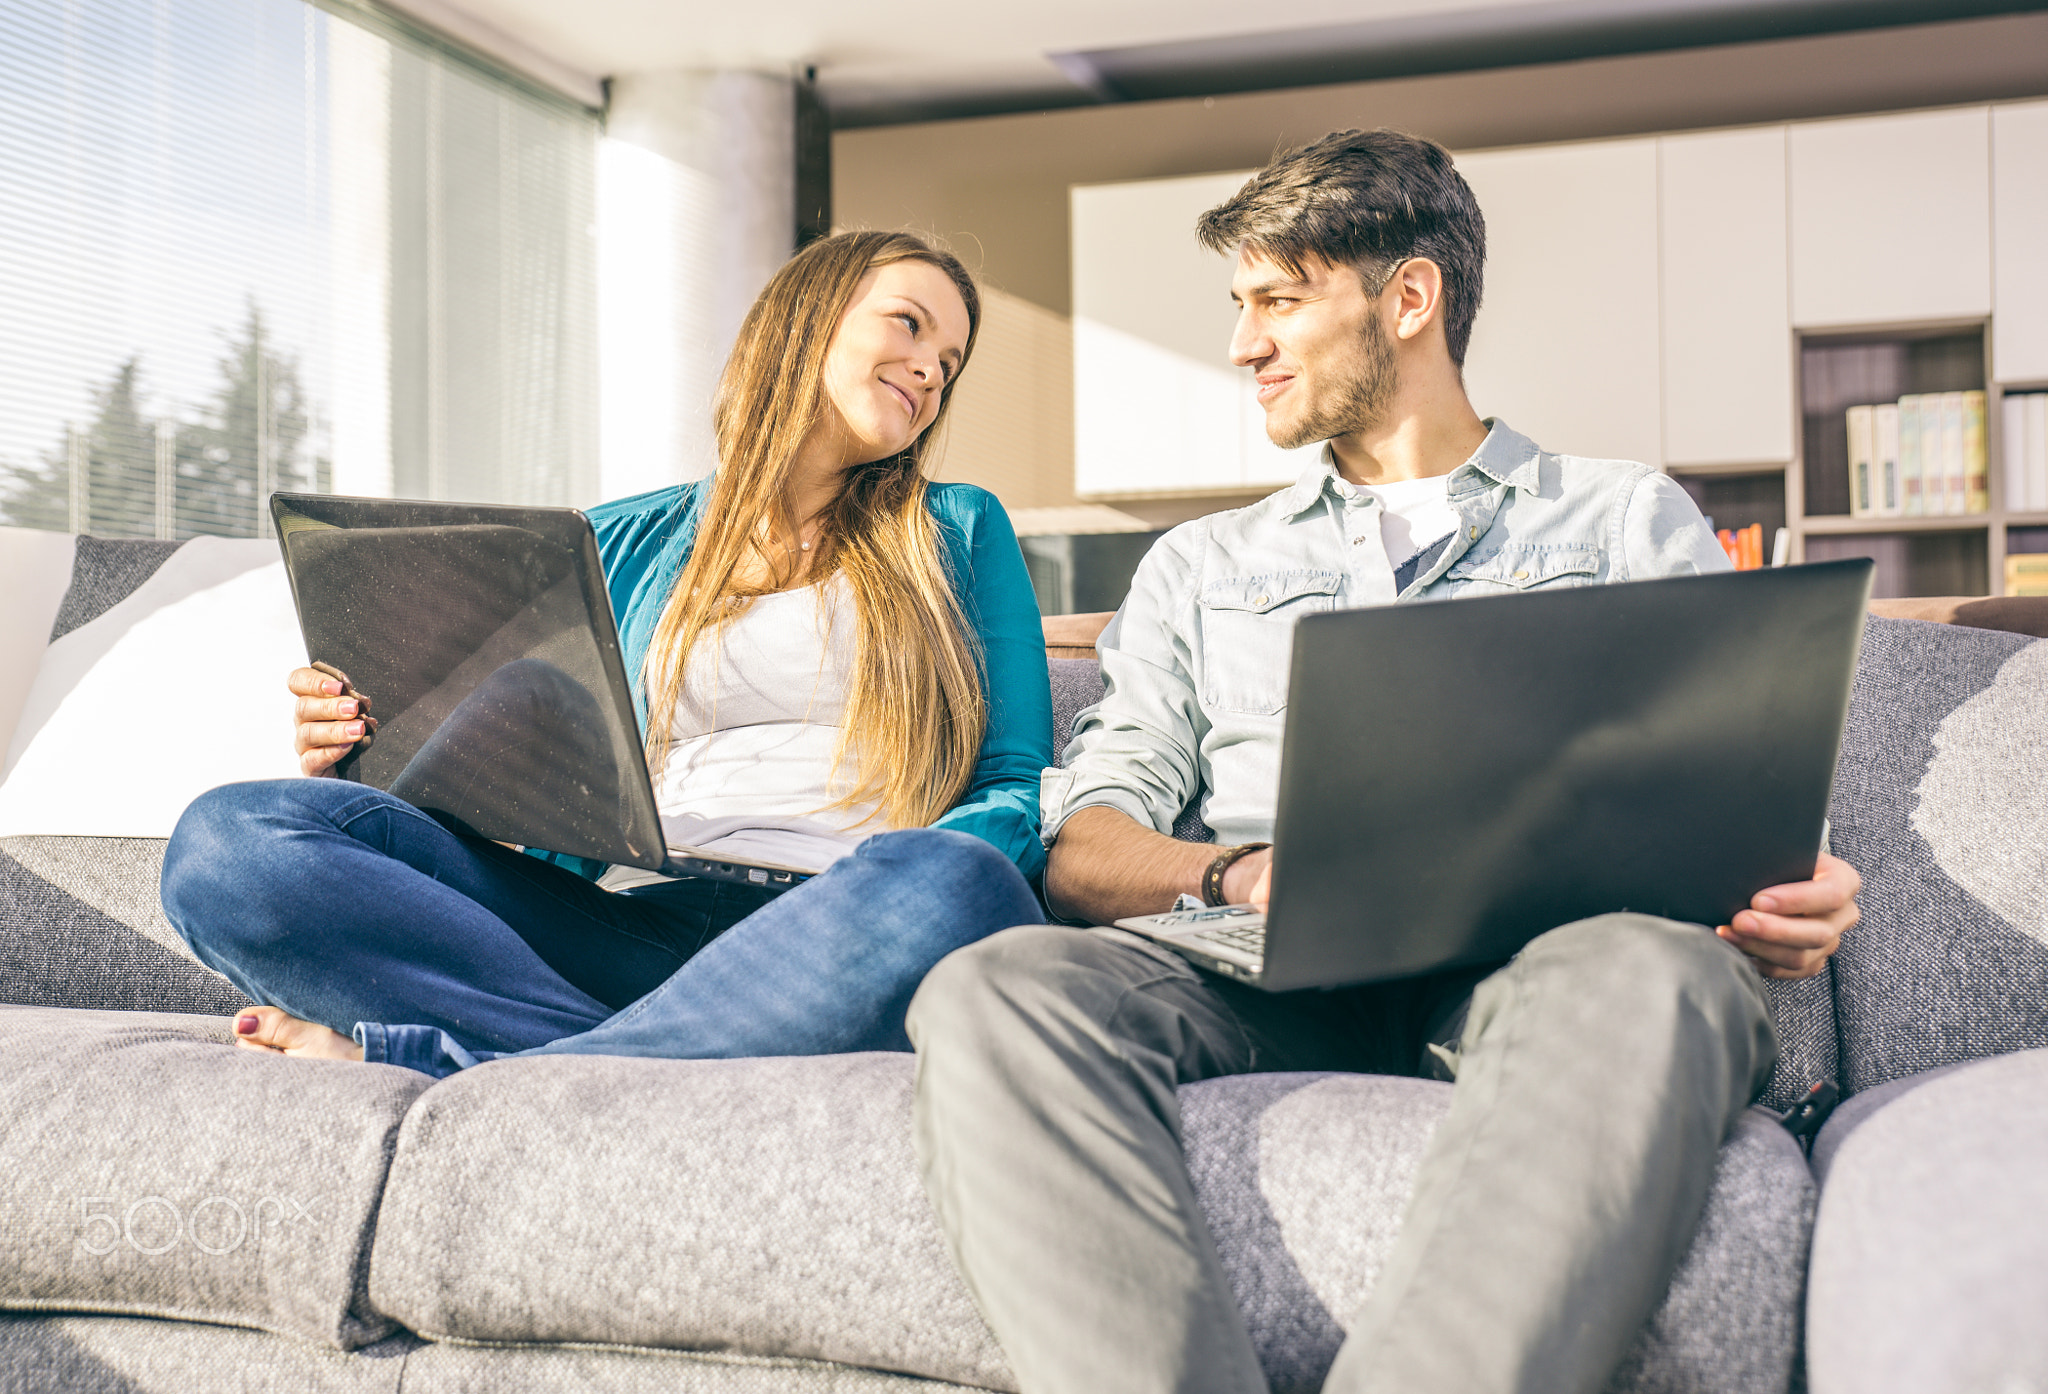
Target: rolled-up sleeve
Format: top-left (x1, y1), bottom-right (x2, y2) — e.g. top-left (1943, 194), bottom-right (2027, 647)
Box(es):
top-left (1041, 524), bottom-right (1208, 844)
top-left (1620, 469), bottom-right (1733, 580)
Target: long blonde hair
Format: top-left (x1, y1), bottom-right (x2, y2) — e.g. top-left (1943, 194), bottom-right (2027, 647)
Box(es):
top-left (642, 231), bottom-right (987, 829)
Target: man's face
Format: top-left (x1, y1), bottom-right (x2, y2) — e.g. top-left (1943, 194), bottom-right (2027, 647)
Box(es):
top-left (1228, 249), bottom-right (1397, 450)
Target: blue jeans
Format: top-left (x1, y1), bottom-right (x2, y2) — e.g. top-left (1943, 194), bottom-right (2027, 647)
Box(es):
top-left (162, 779), bottom-right (1040, 1078)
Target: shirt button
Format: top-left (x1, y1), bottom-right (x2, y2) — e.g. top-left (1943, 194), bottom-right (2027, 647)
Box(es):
top-left (1351, 535), bottom-right (1366, 545)
top-left (1254, 595), bottom-right (1269, 606)
top-left (1468, 525), bottom-right (1479, 539)
top-left (1512, 568), bottom-right (1529, 580)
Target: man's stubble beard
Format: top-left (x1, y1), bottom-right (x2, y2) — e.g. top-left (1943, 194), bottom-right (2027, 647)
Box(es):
top-left (1267, 308), bottom-right (1398, 452)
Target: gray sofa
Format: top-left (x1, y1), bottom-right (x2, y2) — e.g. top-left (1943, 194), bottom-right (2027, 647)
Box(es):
top-left (3, 535), bottom-right (2045, 1393)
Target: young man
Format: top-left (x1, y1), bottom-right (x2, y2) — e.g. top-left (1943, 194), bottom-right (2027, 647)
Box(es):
top-left (905, 129), bottom-right (1861, 1394)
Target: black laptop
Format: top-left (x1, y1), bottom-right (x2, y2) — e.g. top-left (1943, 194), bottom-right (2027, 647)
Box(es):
top-left (269, 492), bottom-right (815, 889)
top-left (1114, 559), bottom-right (1874, 991)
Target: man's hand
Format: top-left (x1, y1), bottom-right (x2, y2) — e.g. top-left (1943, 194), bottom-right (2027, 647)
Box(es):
top-left (1220, 847), bottom-right (1274, 910)
top-left (1717, 852), bottom-right (1861, 980)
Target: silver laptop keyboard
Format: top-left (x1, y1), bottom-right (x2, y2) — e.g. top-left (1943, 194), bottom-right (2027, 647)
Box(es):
top-left (1143, 905), bottom-right (1266, 960)
top-left (1191, 920), bottom-right (1267, 958)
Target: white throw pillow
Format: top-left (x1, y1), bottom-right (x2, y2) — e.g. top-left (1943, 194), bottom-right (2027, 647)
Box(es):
top-left (0, 536), bottom-right (307, 837)
top-left (0, 525), bottom-right (79, 759)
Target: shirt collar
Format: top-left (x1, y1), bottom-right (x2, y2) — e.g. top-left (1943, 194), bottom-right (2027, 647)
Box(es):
top-left (1276, 417), bottom-right (1541, 518)
top-left (1463, 418), bottom-right (1543, 491)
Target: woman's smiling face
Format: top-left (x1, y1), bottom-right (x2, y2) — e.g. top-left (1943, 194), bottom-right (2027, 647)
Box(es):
top-left (818, 259), bottom-right (972, 466)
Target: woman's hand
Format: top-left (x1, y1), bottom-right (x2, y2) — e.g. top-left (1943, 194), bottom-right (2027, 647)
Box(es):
top-left (290, 665), bottom-right (373, 777)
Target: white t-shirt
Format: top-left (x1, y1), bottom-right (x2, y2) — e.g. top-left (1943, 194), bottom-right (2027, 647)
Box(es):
top-left (599, 574), bottom-right (890, 890)
top-left (1357, 474), bottom-right (1460, 568)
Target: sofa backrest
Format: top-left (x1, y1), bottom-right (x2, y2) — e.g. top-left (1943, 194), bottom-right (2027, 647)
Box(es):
top-left (17, 537), bottom-right (2048, 1103)
top-left (1051, 656), bottom-right (1213, 845)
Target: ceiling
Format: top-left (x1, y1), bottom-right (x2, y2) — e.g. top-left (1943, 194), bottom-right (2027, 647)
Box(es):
top-left (390, 0), bottom-right (2048, 124)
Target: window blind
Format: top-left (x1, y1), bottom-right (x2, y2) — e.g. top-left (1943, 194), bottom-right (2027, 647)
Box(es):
top-left (0, 0), bottom-right (599, 540)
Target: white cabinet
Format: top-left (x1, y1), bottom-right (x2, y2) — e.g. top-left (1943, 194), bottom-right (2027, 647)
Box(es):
top-left (1068, 102), bottom-right (2039, 500)
top-left (1789, 107), bottom-right (1991, 329)
top-left (1070, 173), bottom-right (1320, 497)
top-left (1660, 126), bottom-right (1793, 466)
top-left (1456, 138), bottom-right (1663, 467)
top-left (1994, 100), bottom-right (2048, 384)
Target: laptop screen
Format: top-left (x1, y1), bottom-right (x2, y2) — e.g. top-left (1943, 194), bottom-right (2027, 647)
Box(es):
top-left (271, 493), bottom-right (666, 870)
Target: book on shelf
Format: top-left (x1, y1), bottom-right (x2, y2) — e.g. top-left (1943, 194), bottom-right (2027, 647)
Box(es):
top-left (1846, 405), bottom-right (1875, 518)
top-left (2020, 392), bottom-right (2048, 515)
top-left (1846, 392), bottom-right (1985, 518)
top-left (1962, 390), bottom-right (1988, 514)
top-left (2007, 553), bottom-right (2048, 597)
top-left (2004, 393), bottom-right (2028, 512)
top-left (1938, 391), bottom-right (1964, 516)
top-left (1716, 523), bottom-right (1766, 571)
top-left (1914, 392), bottom-right (1950, 516)
top-left (1875, 402), bottom-right (1901, 516)
top-left (1899, 395), bottom-right (1924, 517)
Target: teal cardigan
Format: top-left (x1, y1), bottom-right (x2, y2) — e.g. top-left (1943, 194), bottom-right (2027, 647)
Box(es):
top-left (534, 478), bottom-right (1052, 883)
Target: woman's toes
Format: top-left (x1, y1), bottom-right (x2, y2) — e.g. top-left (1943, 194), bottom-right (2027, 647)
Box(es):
top-left (232, 1006), bottom-right (363, 1061)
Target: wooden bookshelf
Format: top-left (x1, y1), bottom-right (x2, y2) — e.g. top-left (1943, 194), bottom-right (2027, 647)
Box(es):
top-left (1667, 321), bottom-right (2048, 598)
top-left (1663, 324), bottom-right (1977, 594)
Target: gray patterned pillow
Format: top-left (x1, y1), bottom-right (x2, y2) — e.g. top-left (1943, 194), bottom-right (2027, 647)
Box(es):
top-left (49, 536), bottom-right (182, 641)
top-left (0, 836), bottom-right (246, 1015)
top-left (1825, 616), bottom-right (2048, 1093)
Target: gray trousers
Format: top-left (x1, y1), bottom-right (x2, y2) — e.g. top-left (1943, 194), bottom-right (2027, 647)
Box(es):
top-left (905, 913), bottom-right (1775, 1394)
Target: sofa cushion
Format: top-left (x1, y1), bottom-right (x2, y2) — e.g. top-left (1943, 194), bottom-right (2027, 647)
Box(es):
top-left (368, 1052), bottom-right (1016, 1388)
top-left (0, 1316), bottom-right (418, 1394)
top-left (0, 1006), bottom-right (431, 1349)
top-left (0, 1315), bottom-right (969, 1393)
top-left (1827, 618), bottom-right (2048, 1092)
top-left (1189, 1075), bottom-right (1814, 1394)
top-left (369, 1052), bottom-right (1811, 1394)
top-left (1807, 1059), bottom-right (1970, 1187)
top-left (0, 835), bottom-right (247, 1014)
top-left (1804, 1046), bottom-right (2048, 1394)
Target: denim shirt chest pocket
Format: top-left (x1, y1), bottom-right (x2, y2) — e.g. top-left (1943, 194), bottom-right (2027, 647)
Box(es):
top-left (1197, 569), bottom-right (1342, 715)
top-left (1441, 542), bottom-right (1603, 595)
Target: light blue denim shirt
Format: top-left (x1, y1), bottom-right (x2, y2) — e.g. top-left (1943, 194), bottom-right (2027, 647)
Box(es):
top-left (1044, 419), bottom-right (1732, 847)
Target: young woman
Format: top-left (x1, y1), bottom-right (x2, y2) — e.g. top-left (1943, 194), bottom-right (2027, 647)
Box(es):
top-left (161, 231), bottom-right (1050, 1077)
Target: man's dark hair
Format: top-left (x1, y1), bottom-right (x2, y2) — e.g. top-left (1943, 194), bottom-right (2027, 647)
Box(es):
top-left (1197, 129), bottom-right (1486, 366)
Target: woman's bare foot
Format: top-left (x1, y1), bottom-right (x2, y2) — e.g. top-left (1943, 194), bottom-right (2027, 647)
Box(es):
top-left (233, 1006), bottom-right (364, 1061)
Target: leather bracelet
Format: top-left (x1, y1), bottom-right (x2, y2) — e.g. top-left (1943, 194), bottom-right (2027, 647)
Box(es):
top-left (1202, 842), bottom-right (1271, 907)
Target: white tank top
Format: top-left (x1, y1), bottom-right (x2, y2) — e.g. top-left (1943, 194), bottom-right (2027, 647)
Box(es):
top-left (599, 574), bottom-right (893, 890)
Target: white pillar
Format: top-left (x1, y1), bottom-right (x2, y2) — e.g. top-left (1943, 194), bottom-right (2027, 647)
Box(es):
top-left (327, 19), bottom-right (393, 502)
top-left (599, 70), bottom-right (795, 500)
